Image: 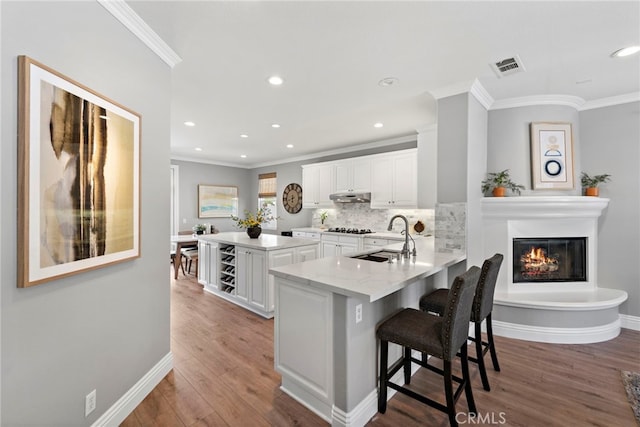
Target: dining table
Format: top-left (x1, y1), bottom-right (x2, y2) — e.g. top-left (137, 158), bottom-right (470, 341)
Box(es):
top-left (171, 234), bottom-right (199, 279)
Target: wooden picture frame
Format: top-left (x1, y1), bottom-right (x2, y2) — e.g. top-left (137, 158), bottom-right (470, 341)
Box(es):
top-left (17, 56), bottom-right (141, 288)
top-left (198, 185), bottom-right (238, 218)
top-left (530, 122), bottom-right (575, 190)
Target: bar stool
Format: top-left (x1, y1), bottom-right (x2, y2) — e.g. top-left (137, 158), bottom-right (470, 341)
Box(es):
top-left (420, 253), bottom-right (503, 391)
top-left (377, 266), bottom-right (481, 427)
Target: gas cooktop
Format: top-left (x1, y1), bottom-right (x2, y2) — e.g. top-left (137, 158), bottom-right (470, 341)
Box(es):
top-left (326, 227), bottom-right (373, 234)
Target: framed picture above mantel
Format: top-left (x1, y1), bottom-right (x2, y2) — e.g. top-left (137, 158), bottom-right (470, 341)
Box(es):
top-left (17, 56), bottom-right (141, 288)
top-left (530, 122), bottom-right (575, 190)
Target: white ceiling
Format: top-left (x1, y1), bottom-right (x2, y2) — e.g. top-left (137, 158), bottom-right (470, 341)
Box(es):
top-left (127, 1), bottom-right (640, 167)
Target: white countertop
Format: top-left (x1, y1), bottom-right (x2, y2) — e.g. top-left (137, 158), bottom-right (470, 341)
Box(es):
top-left (269, 236), bottom-right (465, 302)
top-left (199, 232), bottom-right (319, 250)
top-left (290, 228), bottom-right (429, 240)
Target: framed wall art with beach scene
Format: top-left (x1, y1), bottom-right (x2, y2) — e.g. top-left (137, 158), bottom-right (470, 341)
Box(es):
top-left (530, 122), bottom-right (575, 190)
top-left (198, 184), bottom-right (239, 218)
top-left (17, 56), bottom-right (141, 288)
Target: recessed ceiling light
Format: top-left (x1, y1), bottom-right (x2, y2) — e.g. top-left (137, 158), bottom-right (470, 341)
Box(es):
top-left (271, 123), bottom-right (281, 128)
top-left (268, 76), bottom-right (284, 85)
top-left (611, 46), bottom-right (640, 57)
top-left (286, 144), bottom-right (294, 148)
top-left (240, 154), bottom-right (247, 158)
top-left (378, 77), bottom-right (399, 87)
top-left (374, 122), bottom-right (384, 128)
top-left (184, 121), bottom-right (195, 127)
top-left (240, 134), bottom-right (249, 138)
top-left (194, 147), bottom-right (202, 151)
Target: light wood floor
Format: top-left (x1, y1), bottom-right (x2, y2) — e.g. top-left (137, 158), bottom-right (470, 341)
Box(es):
top-left (122, 271), bottom-right (640, 427)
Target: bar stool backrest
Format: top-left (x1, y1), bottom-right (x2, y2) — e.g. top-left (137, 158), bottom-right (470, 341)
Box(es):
top-left (441, 266), bottom-right (481, 361)
top-left (472, 254), bottom-right (504, 323)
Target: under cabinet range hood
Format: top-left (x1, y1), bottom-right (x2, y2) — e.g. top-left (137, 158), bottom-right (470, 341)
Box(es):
top-left (329, 192), bottom-right (371, 203)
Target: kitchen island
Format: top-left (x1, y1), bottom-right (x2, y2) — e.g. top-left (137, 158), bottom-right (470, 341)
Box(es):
top-left (269, 236), bottom-right (465, 426)
top-left (197, 232), bottom-right (320, 318)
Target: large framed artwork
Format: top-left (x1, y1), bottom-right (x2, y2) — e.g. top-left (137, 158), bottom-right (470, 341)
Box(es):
top-left (530, 122), bottom-right (574, 190)
top-left (17, 56), bottom-right (141, 288)
top-left (198, 185), bottom-right (238, 218)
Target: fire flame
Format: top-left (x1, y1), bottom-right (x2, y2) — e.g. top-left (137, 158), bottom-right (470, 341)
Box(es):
top-left (520, 246), bottom-right (559, 273)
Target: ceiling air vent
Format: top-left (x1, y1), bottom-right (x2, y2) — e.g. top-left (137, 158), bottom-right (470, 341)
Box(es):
top-left (490, 55), bottom-right (525, 78)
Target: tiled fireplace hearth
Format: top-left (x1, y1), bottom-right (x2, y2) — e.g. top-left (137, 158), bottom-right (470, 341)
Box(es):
top-left (481, 197), bottom-right (627, 344)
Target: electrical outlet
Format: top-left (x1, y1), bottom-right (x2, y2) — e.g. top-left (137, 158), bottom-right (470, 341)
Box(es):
top-left (183, 218), bottom-right (187, 224)
top-left (85, 389), bottom-right (96, 417)
top-left (355, 304), bottom-right (363, 323)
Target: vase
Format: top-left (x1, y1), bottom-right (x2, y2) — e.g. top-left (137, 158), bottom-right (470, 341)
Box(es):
top-left (585, 187), bottom-right (599, 197)
top-left (247, 226), bottom-right (262, 239)
top-left (492, 187), bottom-right (506, 197)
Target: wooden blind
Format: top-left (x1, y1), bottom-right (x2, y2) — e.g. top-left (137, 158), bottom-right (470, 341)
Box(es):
top-left (258, 172), bottom-right (277, 198)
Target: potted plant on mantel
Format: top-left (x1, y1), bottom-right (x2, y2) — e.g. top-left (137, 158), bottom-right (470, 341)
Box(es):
top-left (581, 172), bottom-right (611, 197)
top-left (481, 169), bottom-right (525, 197)
top-left (230, 202), bottom-right (276, 238)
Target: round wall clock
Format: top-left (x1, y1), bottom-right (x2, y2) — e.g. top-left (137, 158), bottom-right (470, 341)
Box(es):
top-left (283, 183), bottom-right (303, 214)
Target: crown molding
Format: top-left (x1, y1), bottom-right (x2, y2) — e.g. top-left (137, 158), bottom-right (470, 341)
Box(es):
top-left (490, 94), bottom-right (585, 110)
top-left (469, 79), bottom-right (494, 110)
top-left (170, 155), bottom-right (251, 169)
top-left (428, 80), bottom-right (475, 100)
top-left (579, 92), bottom-right (640, 111)
top-left (98, 0), bottom-right (182, 68)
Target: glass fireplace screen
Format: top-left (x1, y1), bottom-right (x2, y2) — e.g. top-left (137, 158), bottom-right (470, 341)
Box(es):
top-left (513, 237), bottom-right (587, 283)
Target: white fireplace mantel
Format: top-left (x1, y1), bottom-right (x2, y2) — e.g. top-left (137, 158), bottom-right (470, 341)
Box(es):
top-left (480, 196), bottom-right (627, 344)
top-left (481, 196), bottom-right (610, 219)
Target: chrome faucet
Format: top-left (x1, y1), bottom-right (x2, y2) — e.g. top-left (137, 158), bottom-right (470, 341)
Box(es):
top-left (387, 214), bottom-right (416, 259)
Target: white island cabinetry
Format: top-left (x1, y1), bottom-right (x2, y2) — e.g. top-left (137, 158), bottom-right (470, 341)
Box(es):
top-left (198, 233), bottom-right (319, 318)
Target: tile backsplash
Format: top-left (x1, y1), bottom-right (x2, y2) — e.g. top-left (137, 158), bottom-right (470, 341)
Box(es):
top-left (311, 204), bottom-right (434, 235)
top-left (434, 202), bottom-right (466, 253)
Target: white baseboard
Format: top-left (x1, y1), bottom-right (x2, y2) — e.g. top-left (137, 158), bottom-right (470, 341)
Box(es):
top-left (492, 319), bottom-right (621, 344)
top-left (92, 352), bottom-right (173, 427)
top-left (620, 314), bottom-right (640, 331)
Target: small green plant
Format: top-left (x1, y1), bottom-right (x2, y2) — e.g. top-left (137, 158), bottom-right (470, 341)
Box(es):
top-left (581, 172), bottom-right (611, 188)
top-left (320, 211), bottom-right (328, 225)
top-left (481, 169), bottom-right (525, 195)
top-left (192, 223), bottom-right (207, 233)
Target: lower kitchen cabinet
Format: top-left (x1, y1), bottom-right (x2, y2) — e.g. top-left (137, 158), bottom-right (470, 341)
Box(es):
top-left (320, 234), bottom-right (362, 257)
top-left (200, 240), bottom-right (319, 318)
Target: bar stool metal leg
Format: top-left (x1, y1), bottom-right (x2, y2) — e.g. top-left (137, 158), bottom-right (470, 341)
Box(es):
top-left (486, 313), bottom-right (501, 372)
top-left (378, 340), bottom-right (389, 413)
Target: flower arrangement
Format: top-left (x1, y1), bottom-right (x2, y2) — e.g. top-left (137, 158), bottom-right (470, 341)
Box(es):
top-left (231, 202), bottom-right (276, 229)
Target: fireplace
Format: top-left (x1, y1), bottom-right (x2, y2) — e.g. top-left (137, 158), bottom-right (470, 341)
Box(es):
top-left (513, 237), bottom-right (587, 283)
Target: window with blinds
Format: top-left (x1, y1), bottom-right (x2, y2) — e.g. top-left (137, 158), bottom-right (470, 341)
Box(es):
top-left (258, 173), bottom-right (277, 230)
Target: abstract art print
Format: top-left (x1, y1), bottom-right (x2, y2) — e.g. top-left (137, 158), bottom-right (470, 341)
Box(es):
top-left (17, 56), bottom-right (140, 287)
top-left (198, 185), bottom-right (238, 218)
top-left (530, 122), bottom-right (575, 190)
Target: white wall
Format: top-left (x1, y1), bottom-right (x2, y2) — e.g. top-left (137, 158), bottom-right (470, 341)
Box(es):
top-left (487, 105), bottom-right (581, 195)
top-left (580, 102), bottom-right (640, 317)
top-left (1, 2), bottom-right (171, 424)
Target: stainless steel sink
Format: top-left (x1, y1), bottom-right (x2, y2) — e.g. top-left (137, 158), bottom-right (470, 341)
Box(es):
top-left (350, 250), bottom-right (402, 263)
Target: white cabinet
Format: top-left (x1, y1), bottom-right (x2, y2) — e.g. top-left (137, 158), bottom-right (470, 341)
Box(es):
top-left (202, 240), bottom-right (319, 318)
top-left (320, 234), bottom-right (362, 257)
top-left (302, 164), bottom-right (334, 208)
top-left (371, 150), bottom-right (417, 208)
top-left (292, 231), bottom-right (321, 240)
top-left (334, 158), bottom-right (371, 193)
top-left (198, 240), bottom-right (218, 291)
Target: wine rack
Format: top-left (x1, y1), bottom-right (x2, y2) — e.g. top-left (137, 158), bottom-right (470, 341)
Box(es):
top-left (219, 244), bottom-right (236, 294)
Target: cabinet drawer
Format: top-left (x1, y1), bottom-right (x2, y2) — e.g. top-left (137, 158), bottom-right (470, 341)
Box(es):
top-left (364, 238), bottom-right (390, 247)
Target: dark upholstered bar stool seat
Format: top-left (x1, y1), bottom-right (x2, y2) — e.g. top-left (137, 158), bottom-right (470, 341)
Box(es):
top-left (420, 253), bottom-right (504, 391)
top-left (377, 266), bottom-right (481, 427)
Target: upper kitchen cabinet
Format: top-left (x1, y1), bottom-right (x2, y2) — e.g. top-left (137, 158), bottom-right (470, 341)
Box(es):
top-left (302, 163), bottom-right (334, 208)
top-left (334, 158), bottom-right (371, 193)
top-left (370, 149), bottom-right (417, 209)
